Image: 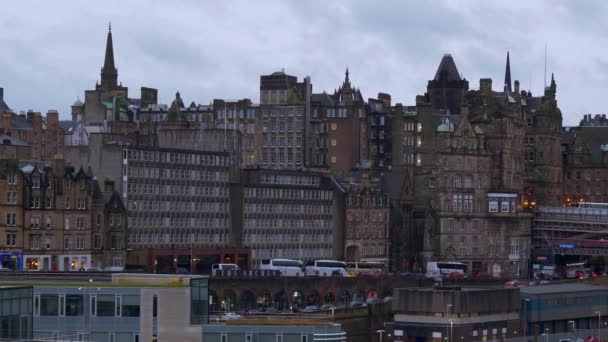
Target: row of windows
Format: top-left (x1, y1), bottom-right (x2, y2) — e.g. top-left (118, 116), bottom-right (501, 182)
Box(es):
top-left (244, 187), bottom-right (331, 201)
top-left (262, 135), bottom-right (303, 148)
top-left (26, 216), bottom-right (87, 230)
top-left (126, 166), bottom-right (229, 182)
top-left (261, 149), bottom-right (303, 165)
top-left (243, 233), bottom-right (332, 244)
top-left (445, 219), bottom-right (484, 232)
top-left (252, 247), bottom-right (332, 260)
top-left (243, 203), bottom-right (332, 215)
top-left (34, 293), bottom-right (139, 318)
top-left (124, 149), bottom-right (228, 166)
top-left (345, 195), bottom-right (389, 208)
top-left (259, 174), bottom-right (320, 187)
top-left (127, 200), bottom-right (229, 213)
top-left (127, 183), bottom-right (228, 197)
top-left (488, 197), bottom-right (518, 213)
top-left (362, 244), bottom-right (385, 256)
top-left (128, 232), bottom-right (227, 245)
top-left (346, 210), bottom-right (389, 222)
top-left (129, 217), bottom-right (228, 229)
top-left (29, 236), bottom-right (86, 250)
top-left (243, 218), bottom-right (331, 229)
top-left (348, 227), bottom-right (386, 240)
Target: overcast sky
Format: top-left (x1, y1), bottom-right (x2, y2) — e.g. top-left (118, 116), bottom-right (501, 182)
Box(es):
top-left (1, 1), bottom-right (607, 125)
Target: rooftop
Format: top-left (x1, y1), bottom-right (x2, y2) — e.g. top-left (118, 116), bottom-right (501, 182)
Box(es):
top-left (520, 283), bottom-right (608, 295)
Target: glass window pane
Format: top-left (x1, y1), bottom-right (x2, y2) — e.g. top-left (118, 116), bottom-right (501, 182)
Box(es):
top-left (40, 295), bottom-right (58, 316)
top-left (66, 294), bottom-right (84, 316)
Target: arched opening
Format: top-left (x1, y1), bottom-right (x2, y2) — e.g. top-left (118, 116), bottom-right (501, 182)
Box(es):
top-left (239, 291), bottom-right (256, 311)
top-left (352, 290), bottom-right (365, 303)
top-left (338, 290), bottom-right (350, 307)
top-left (274, 291), bottom-right (286, 311)
top-left (323, 291), bottom-right (336, 304)
top-left (292, 290), bottom-right (304, 309)
top-left (306, 291), bottom-right (320, 306)
top-left (345, 245), bottom-right (360, 262)
top-left (257, 291), bottom-right (272, 310)
top-left (208, 290), bottom-right (219, 312)
top-left (221, 290), bottom-right (236, 312)
top-left (366, 290), bottom-right (378, 300)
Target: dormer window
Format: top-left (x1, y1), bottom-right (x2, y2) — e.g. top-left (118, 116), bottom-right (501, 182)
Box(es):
top-left (32, 176), bottom-right (40, 188)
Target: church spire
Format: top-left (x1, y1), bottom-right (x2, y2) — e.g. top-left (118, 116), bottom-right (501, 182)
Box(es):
top-left (100, 23), bottom-right (118, 91)
top-left (504, 51), bottom-right (512, 92)
top-left (343, 66), bottom-right (351, 89)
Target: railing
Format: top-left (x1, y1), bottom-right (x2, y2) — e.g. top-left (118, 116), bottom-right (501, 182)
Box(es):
top-left (489, 328), bottom-right (608, 342)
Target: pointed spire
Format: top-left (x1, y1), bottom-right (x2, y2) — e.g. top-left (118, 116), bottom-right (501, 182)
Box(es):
top-left (504, 51), bottom-right (512, 92)
top-left (345, 67), bottom-right (350, 83)
top-left (100, 24), bottom-right (118, 90)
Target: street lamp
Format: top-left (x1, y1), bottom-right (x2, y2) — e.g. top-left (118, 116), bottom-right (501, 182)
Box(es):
top-left (446, 304), bottom-right (453, 342)
top-left (376, 329), bottom-right (386, 342)
top-left (596, 311), bottom-right (601, 342)
top-left (449, 319), bottom-right (453, 342)
top-left (522, 299), bottom-right (530, 342)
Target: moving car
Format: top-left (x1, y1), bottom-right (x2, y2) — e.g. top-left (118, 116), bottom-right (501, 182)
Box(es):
top-left (222, 312), bottom-right (241, 320)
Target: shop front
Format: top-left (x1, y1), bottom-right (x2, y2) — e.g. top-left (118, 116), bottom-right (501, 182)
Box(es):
top-left (24, 255), bottom-right (52, 271)
top-left (0, 252), bottom-right (23, 270)
top-left (58, 254), bottom-right (91, 271)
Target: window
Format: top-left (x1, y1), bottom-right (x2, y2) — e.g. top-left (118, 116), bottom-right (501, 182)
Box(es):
top-left (6, 213), bottom-right (16, 226)
top-left (452, 175), bottom-right (461, 188)
top-left (76, 238), bottom-right (84, 250)
top-left (30, 216), bottom-right (40, 229)
top-left (77, 217), bottom-right (85, 230)
top-left (31, 197), bottom-right (40, 208)
top-left (488, 198), bottom-right (498, 213)
top-left (246, 333), bottom-right (252, 342)
top-left (6, 233), bottom-right (16, 247)
top-left (59, 294), bottom-right (65, 316)
top-left (221, 333), bottom-right (227, 342)
top-left (46, 197), bottom-right (52, 209)
top-left (416, 123), bottom-right (422, 133)
top-left (64, 217), bottom-right (70, 230)
top-left (8, 173), bottom-right (17, 185)
top-left (276, 334), bottom-right (283, 342)
top-left (109, 332), bottom-right (116, 342)
top-left (331, 139), bottom-right (337, 147)
top-left (94, 234), bottom-right (102, 249)
top-left (120, 295), bottom-right (140, 317)
top-left (464, 176), bottom-right (472, 188)
top-left (40, 294), bottom-right (59, 316)
top-left (331, 156), bottom-right (337, 164)
top-left (31, 236), bottom-right (40, 250)
top-left (78, 198), bottom-right (86, 210)
top-left (46, 217), bottom-right (52, 229)
top-left (301, 334), bottom-right (308, 342)
top-left (64, 238), bottom-right (71, 250)
top-left (34, 295), bottom-right (40, 316)
top-left (90, 295), bottom-right (97, 317)
top-left (45, 238), bottom-right (51, 249)
top-left (65, 197), bottom-right (72, 209)
top-left (97, 294), bottom-right (115, 317)
top-left (32, 176), bottom-right (40, 188)
top-left (501, 200), bottom-right (510, 213)
top-left (331, 123), bottom-right (337, 131)
top-left (6, 191), bottom-right (17, 204)
top-left (416, 154), bottom-right (421, 166)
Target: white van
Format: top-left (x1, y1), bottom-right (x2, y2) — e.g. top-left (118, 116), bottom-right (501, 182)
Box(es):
top-left (305, 260), bottom-right (348, 277)
top-left (211, 263), bottom-right (239, 276)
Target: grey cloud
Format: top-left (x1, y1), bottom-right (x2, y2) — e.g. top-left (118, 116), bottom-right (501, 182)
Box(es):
top-left (0, 0), bottom-right (606, 125)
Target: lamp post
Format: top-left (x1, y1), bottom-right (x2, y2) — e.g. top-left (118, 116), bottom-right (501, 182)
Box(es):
top-left (446, 304), bottom-right (453, 342)
top-left (449, 319), bottom-right (453, 342)
top-left (522, 299), bottom-right (530, 342)
top-left (596, 311), bottom-right (601, 342)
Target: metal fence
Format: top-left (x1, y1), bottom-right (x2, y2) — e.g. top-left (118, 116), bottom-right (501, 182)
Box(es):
top-left (489, 328), bottom-right (608, 342)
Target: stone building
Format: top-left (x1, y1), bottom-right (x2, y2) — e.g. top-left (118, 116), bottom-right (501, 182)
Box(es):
top-left (21, 161), bottom-right (103, 271)
top-left (240, 169), bottom-right (344, 266)
top-left (342, 178), bottom-right (389, 264)
top-left (0, 161), bottom-right (25, 269)
top-left (0, 110), bottom-right (63, 161)
top-left (404, 54), bottom-right (533, 277)
top-left (561, 124), bottom-right (608, 204)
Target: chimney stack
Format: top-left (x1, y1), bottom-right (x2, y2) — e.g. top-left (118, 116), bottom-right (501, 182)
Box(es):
top-left (479, 78), bottom-right (492, 96)
top-left (514, 80), bottom-right (520, 95)
top-left (46, 110), bottom-right (59, 128)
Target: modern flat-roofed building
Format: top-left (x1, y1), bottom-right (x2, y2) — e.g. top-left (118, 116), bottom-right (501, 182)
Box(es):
top-left (388, 286), bottom-right (520, 342)
top-left (0, 286), bottom-right (33, 341)
top-left (202, 318), bottom-right (346, 342)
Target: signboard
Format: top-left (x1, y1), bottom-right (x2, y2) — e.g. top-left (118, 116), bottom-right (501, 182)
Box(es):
top-left (395, 330), bottom-right (403, 337)
top-left (559, 243), bottom-right (576, 249)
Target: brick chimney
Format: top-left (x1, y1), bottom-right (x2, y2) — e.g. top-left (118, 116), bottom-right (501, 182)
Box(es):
top-left (46, 110), bottom-right (59, 129)
top-left (378, 93), bottom-right (392, 107)
top-left (27, 110), bottom-right (35, 121)
top-left (32, 112), bottom-right (42, 131)
top-left (1, 112), bottom-right (13, 132)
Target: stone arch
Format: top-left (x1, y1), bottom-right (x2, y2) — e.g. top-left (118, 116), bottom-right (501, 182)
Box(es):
top-left (345, 244), bottom-right (361, 262)
top-left (292, 290), bottom-right (305, 309)
top-left (239, 290), bottom-right (256, 311)
top-left (257, 291), bottom-right (272, 310)
top-left (338, 290), bottom-right (350, 307)
top-left (323, 291), bottom-right (336, 304)
top-left (274, 291), bottom-right (286, 311)
top-left (208, 290), bottom-right (219, 312)
top-left (221, 289), bottom-right (236, 311)
top-left (380, 289), bottom-right (392, 299)
top-left (306, 290), bottom-right (321, 306)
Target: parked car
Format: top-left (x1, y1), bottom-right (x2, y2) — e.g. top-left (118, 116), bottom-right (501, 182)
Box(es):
top-left (302, 305), bottom-right (318, 313)
top-left (474, 272), bottom-right (492, 279)
top-left (222, 312), bottom-right (241, 320)
top-left (504, 280), bottom-right (520, 287)
top-left (383, 296), bottom-right (393, 302)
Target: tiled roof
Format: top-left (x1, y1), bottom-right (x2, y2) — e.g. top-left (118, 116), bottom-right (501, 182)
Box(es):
top-left (59, 120), bottom-right (78, 135)
top-left (0, 134), bottom-right (29, 147)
